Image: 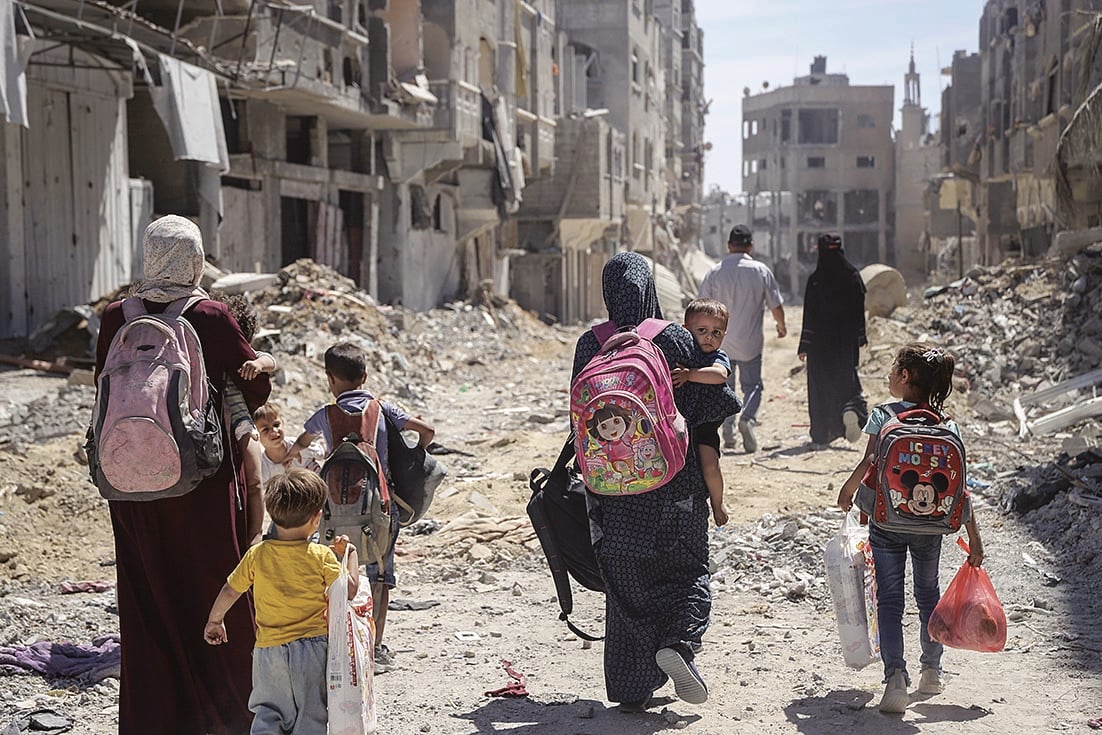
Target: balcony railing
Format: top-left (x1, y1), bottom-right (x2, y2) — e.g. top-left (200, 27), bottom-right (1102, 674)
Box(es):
top-left (428, 79), bottom-right (481, 146)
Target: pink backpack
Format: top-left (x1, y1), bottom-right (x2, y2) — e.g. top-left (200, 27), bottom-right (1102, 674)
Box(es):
top-left (87, 296), bottom-right (224, 501)
top-left (570, 319), bottom-right (688, 496)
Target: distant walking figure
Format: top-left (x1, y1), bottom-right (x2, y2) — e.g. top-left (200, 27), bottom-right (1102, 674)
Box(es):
top-left (698, 224), bottom-right (786, 453)
top-left (797, 232), bottom-right (868, 446)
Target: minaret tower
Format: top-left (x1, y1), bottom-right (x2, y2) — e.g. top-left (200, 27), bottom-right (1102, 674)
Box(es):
top-left (901, 45), bottom-right (927, 143)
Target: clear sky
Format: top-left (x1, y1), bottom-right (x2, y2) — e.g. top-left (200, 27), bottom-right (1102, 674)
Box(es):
top-left (696, 1), bottom-right (982, 196)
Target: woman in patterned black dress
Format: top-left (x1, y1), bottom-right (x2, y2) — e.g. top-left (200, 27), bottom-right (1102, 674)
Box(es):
top-left (571, 252), bottom-right (741, 710)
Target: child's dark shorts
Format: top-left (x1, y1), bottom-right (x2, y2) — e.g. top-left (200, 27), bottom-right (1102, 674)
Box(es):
top-left (692, 420), bottom-right (722, 454)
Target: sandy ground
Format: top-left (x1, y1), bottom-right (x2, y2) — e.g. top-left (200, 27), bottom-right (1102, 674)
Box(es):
top-left (2, 305), bottom-right (1101, 734)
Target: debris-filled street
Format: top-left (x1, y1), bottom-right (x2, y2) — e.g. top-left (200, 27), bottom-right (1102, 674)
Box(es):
top-left (2, 251), bottom-right (1101, 734)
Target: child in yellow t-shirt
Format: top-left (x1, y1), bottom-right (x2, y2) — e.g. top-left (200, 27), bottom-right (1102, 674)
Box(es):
top-left (204, 469), bottom-right (358, 733)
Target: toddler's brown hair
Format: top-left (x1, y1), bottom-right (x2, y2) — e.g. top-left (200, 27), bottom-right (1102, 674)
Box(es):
top-left (265, 468), bottom-right (327, 529)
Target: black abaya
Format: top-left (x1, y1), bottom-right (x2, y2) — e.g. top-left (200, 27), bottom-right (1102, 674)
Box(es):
top-left (798, 242), bottom-right (868, 444)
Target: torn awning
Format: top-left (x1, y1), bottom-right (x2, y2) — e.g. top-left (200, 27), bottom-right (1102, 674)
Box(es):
top-left (149, 54), bottom-right (229, 171)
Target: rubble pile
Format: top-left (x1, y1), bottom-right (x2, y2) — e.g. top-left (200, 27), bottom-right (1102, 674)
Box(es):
top-left (881, 246), bottom-right (1102, 402)
top-left (247, 259), bottom-right (566, 410)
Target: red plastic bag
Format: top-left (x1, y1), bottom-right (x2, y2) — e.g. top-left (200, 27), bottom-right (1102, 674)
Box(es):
top-left (927, 538), bottom-right (1007, 652)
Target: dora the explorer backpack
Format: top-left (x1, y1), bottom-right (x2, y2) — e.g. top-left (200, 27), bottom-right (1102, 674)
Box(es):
top-left (569, 319), bottom-right (688, 496)
top-left (319, 401), bottom-right (396, 569)
top-left (87, 296), bottom-right (224, 501)
top-left (854, 404), bottom-right (970, 534)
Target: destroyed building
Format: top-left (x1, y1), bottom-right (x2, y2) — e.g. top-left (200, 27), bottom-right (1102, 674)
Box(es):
top-left (741, 55), bottom-right (896, 294)
top-left (0, 0), bottom-right (708, 339)
top-left (927, 0), bottom-right (1102, 272)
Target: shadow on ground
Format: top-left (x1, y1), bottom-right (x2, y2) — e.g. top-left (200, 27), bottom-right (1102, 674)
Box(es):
top-left (783, 689), bottom-right (991, 735)
top-left (455, 695), bottom-right (701, 734)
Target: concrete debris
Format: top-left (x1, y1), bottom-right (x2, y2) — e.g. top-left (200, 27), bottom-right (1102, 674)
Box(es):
top-left (890, 246), bottom-right (1102, 414)
top-left (860, 264), bottom-right (908, 317)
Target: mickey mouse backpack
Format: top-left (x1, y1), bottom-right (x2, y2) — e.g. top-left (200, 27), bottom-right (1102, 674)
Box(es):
top-left (854, 404), bottom-right (970, 534)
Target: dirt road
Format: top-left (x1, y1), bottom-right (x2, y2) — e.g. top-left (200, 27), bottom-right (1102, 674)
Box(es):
top-left (2, 303), bottom-right (1101, 734)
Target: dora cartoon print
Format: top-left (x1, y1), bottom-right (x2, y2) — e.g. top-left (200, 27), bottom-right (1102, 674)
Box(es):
top-left (585, 403), bottom-right (640, 481)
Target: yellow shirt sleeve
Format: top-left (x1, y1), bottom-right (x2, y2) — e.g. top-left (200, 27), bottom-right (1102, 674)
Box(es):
top-left (315, 544), bottom-right (343, 591)
top-left (226, 546), bottom-right (257, 594)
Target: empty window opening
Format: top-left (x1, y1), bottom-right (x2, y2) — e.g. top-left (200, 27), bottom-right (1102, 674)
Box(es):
top-left (798, 108), bottom-right (839, 144)
top-left (856, 155), bottom-right (876, 168)
top-left (807, 156), bottom-right (826, 168)
top-left (844, 189), bottom-right (879, 225)
top-left (798, 190), bottom-right (837, 225)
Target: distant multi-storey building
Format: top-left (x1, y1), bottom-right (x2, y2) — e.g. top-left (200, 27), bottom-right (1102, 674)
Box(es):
top-left (742, 56), bottom-right (895, 292)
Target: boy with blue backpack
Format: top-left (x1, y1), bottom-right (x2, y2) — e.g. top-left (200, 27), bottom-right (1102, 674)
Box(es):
top-left (284, 341), bottom-right (435, 674)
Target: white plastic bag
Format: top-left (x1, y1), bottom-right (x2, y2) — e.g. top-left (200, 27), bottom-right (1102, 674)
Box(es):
top-left (327, 549), bottom-right (377, 734)
top-left (823, 510), bottom-right (879, 669)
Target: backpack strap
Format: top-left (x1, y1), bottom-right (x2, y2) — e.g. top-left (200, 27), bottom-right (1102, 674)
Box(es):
top-left (591, 319), bottom-right (670, 346)
top-left (359, 399), bottom-right (382, 450)
top-left (635, 318), bottom-right (671, 341)
top-left (120, 295), bottom-right (205, 322)
top-left (591, 321), bottom-right (617, 346)
top-left (120, 297), bottom-right (148, 322)
top-left (326, 404), bottom-right (364, 443)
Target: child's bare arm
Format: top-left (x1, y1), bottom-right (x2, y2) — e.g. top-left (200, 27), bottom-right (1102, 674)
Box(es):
top-left (284, 430), bottom-right (321, 465)
top-left (964, 518), bottom-right (985, 567)
top-left (239, 352), bottom-right (277, 381)
top-left (328, 536), bottom-right (360, 600)
top-left (837, 435), bottom-right (877, 510)
top-left (403, 417), bottom-right (436, 449)
top-left (671, 364), bottom-right (729, 388)
top-left (204, 583), bottom-right (243, 645)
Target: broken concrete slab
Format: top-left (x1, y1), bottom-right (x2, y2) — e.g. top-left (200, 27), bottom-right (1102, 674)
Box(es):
top-left (860, 264), bottom-right (907, 317)
top-left (1048, 226), bottom-right (1102, 258)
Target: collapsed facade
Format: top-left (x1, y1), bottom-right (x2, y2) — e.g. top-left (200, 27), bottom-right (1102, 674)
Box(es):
top-left (0, 0), bottom-right (706, 339)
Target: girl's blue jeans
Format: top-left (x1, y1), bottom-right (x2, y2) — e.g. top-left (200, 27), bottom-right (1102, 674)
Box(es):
top-left (869, 523), bottom-right (944, 683)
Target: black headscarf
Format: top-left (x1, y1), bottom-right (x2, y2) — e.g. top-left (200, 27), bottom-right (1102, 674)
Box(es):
top-left (602, 251), bottom-right (663, 327)
top-left (798, 233), bottom-right (867, 353)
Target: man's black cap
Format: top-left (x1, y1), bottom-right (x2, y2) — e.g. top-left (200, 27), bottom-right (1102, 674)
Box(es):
top-left (728, 224), bottom-right (753, 245)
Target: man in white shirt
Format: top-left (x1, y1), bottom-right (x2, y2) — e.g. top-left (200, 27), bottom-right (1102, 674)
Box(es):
top-left (698, 225), bottom-right (787, 452)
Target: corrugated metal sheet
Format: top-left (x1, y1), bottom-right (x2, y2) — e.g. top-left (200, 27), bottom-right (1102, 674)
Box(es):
top-left (8, 45), bottom-right (132, 338)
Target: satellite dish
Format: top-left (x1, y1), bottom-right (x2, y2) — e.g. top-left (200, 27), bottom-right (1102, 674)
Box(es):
top-left (743, 87), bottom-right (750, 96)
top-left (703, 142), bottom-right (713, 151)
top-left (762, 81), bottom-right (770, 89)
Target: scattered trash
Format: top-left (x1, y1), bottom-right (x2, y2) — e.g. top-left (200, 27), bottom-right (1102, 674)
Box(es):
top-left (483, 659), bottom-right (529, 698)
top-left (58, 581), bottom-right (113, 594)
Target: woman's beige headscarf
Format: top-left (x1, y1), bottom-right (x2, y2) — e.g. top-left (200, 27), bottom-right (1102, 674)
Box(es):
top-left (132, 215), bottom-right (209, 303)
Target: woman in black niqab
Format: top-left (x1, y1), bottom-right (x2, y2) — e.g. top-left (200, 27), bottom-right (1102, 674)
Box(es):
top-left (797, 233), bottom-right (868, 445)
top-left (571, 252), bottom-right (740, 708)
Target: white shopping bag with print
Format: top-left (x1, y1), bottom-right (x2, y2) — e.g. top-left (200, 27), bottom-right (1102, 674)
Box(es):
top-left (327, 549), bottom-right (377, 734)
top-left (824, 509), bottom-right (880, 669)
